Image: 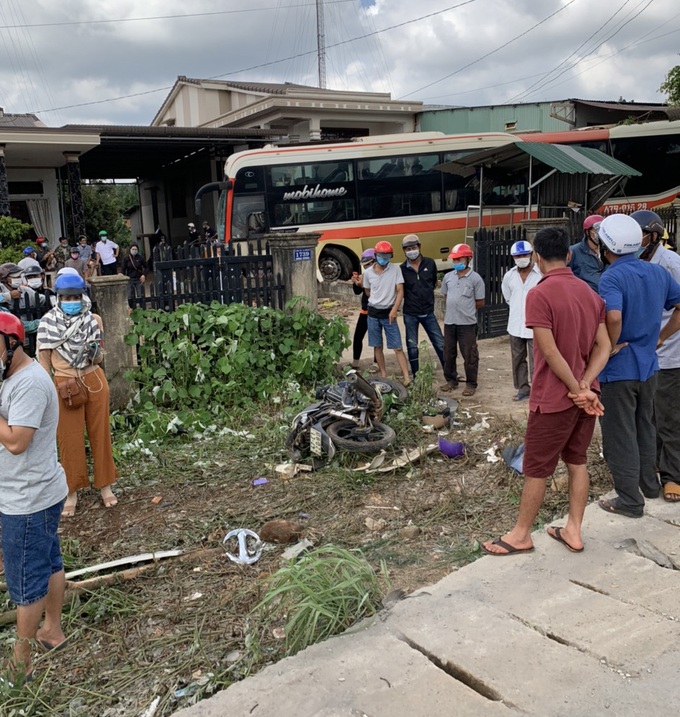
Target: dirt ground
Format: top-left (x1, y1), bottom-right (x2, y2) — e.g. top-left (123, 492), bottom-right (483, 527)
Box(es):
top-left (0, 301), bottom-right (611, 716)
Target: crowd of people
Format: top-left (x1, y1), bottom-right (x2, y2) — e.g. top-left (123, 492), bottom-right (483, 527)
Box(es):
top-left (1, 269), bottom-right (118, 685)
top-left (350, 210), bottom-right (680, 560)
top-left (2, 209), bottom-right (680, 685)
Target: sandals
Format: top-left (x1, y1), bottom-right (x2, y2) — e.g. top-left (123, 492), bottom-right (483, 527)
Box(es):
top-left (598, 497), bottom-right (643, 518)
top-left (462, 387), bottom-right (476, 397)
top-left (663, 482), bottom-right (680, 502)
top-left (512, 392), bottom-right (529, 401)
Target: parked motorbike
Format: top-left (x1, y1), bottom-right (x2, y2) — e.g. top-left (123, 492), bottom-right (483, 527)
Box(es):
top-left (285, 371), bottom-right (407, 467)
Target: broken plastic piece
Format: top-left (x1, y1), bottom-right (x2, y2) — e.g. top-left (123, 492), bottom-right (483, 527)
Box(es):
top-left (252, 477), bottom-right (268, 486)
top-left (223, 529), bottom-right (263, 565)
top-left (438, 437), bottom-right (465, 458)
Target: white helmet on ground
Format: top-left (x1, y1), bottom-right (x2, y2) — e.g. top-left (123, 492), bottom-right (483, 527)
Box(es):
top-left (597, 214), bottom-right (642, 255)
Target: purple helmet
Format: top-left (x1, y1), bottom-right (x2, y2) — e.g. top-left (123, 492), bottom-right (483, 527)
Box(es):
top-left (360, 248), bottom-right (376, 264)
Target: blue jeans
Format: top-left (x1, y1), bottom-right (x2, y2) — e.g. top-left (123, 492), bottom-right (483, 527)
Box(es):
top-left (368, 315), bottom-right (403, 350)
top-left (403, 313), bottom-right (445, 375)
top-left (1, 500), bottom-right (64, 606)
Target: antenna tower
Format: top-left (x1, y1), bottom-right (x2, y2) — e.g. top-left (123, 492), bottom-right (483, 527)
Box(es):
top-left (316, 0), bottom-right (327, 88)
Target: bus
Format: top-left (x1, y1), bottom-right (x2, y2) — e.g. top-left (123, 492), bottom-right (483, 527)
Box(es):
top-left (203, 131), bottom-right (523, 281)
top-left (519, 119), bottom-right (680, 214)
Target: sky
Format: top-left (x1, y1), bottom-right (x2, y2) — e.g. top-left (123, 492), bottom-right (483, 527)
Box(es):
top-left (1, 0), bottom-right (679, 127)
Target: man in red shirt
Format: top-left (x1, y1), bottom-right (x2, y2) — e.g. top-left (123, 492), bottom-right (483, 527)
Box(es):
top-left (483, 226), bottom-right (610, 556)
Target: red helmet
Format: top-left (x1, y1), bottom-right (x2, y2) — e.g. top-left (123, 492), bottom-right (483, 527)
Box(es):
top-left (583, 214), bottom-right (604, 231)
top-left (449, 243), bottom-right (473, 260)
top-left (0, 312), bottom-right (25, 343)
top-left (374, 241), bottom-right (393, 254)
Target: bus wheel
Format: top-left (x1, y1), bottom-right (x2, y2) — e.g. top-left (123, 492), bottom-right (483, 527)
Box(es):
top-left (319, 247), bottom-right (353, 282)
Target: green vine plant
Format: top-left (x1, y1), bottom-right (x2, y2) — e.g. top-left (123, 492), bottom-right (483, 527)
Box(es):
top-left (121, 298), bottom-right (350, 446)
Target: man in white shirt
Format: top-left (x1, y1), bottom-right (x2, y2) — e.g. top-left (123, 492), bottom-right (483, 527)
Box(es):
top-left (95, 230), bottom-right (119, 276)
top-left (501, 240), bottom-right (542, 401)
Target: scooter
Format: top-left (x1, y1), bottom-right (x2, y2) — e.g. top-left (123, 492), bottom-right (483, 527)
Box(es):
top-left (285, 371), bottom-right (407, 468)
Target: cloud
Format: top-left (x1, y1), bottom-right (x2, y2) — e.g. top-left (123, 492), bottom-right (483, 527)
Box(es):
top-left (1, 0), bottom-right (678, 126)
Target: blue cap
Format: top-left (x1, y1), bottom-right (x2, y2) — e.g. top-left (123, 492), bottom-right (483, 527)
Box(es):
top-left (23, 246), bottom-right (35, 255)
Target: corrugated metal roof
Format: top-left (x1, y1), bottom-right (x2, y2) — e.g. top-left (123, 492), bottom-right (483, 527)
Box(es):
top-left (436, 141), bottom-right (640, 177)
top-left (520, 143), bottom-right (641, 176)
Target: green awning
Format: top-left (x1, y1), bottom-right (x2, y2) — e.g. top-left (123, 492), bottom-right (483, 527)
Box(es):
top-left (435, 141), bottom-right (641, 177)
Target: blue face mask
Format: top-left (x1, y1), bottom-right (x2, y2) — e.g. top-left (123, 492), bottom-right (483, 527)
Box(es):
top-left (376, 257), bottom-right (390, 267)
top-left (635, 245), bottom-right (645, 258)
top-left (61, 300), bottom-right (82, 316)
top-left (452, 262), bottom-right (467, 272)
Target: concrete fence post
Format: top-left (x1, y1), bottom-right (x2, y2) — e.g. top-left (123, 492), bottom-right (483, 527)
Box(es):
top-left (89, 274), bottom-right (136, 410)
top-left (266, 233), bottom-right (320, 311)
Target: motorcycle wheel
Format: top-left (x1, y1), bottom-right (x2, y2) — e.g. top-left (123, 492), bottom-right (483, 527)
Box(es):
top-left (325, 420), bottom-right (396, 453)
top-left (366, 377), bottom-right (409, 403)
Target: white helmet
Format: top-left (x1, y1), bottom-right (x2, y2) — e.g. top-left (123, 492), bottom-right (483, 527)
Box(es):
top-left (57, 267), bottom-right (81, 277)
top-left (510, 240), bottom-right (532, 256)
top-left (597, 214), bottom-right (642, 255)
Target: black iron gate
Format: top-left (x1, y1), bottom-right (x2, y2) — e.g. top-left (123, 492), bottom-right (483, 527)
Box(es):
top-left (131, 239), bottom-right (285, 311)
top-left (474, 226), bottom-right (526, 339)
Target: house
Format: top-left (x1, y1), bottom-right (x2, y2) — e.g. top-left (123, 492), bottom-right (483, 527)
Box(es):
top-left (152, 76), bottom-right (422, 142)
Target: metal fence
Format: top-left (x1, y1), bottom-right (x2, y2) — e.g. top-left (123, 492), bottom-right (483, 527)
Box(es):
top-left (473, 226), bottom-right (525, 339)
top-left (2, 292), bottom-right (53, 357)
top-left (130, 238), bottom-right (285, 312)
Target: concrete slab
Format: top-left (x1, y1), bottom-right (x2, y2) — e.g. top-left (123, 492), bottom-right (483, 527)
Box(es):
top-left (171, 503), bottom-right (680, 717)
top-left (172, 628), bottom-right (516, 717)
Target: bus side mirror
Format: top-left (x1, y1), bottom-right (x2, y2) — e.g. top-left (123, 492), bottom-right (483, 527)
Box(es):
top-left (194, 180), bottom-right (232, 215)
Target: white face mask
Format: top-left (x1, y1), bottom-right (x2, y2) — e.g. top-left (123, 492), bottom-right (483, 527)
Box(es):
top-left (514, 257), bottom-right (531, 269)
top-left (405, 249), bottom-right (420, 261)
top-left (27, 277), bottom-right (43, 289)
top-left (9, 278), bottom-right (24, 288)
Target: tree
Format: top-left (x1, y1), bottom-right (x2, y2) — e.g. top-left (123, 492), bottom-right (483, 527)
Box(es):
top-left (659, 65), bottom-right (680, 107)
top-left (64, 182), bottom-right (137, 246)
top-left (0, 215), bottom-right (32, 248)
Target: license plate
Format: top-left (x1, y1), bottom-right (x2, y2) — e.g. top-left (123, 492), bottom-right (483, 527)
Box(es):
top-left (310, 427), bottom-right (323, 456)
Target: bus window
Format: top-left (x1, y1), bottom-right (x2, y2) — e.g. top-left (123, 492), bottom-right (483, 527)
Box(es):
top-left (357, 153), bottom-right (441, 219)
top-left (232, 195), bottom-right (265, 239)
top-left (216, 189), bottom-right (227, 242)
top-left (272, 198), bottom-right (356, 227)
top-left (267, 161), bottom-right (354, 187)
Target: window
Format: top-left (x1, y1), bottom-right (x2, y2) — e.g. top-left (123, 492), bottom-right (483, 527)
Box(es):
top-left (356, 153), bottom-right (442, 219)
top-left (232, 195), bottom-right (265, 239)
top-left (266, 161), bottom-right (355, 227)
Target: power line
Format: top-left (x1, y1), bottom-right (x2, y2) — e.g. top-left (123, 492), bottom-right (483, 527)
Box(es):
top-left (400, 0), bottom-right (579, 99)
top-left (507, 0), bottom-right (656, 103)
top-left (30, 0), bottom-right (481, 114)
top-left (0, 1), bottom-right (357, 30)
top-left (504, 0), bottom-right (634, 105)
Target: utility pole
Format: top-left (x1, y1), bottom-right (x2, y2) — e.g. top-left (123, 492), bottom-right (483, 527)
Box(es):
top-left (316, 0), bottom-right (327, 89)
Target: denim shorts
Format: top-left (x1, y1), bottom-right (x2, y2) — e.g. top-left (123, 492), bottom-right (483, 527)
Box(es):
top-left (1, 500), bottom-right (64, 606)
top-left (368, 315), bottom-right (403, 350)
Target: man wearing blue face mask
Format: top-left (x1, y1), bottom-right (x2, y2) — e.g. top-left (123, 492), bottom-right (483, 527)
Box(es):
top-left (440, 243), bottom-right (485, 396)
top-left (362, 241), bottom-right (411, 385)
top-left (400, 234), bottom-right (445, 377)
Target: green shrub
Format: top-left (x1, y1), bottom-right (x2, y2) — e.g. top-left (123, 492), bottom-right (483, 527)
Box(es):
top-left (0, 246), bottom-right (23, 265)
top-left (124, 298), bottom-right (349, 441)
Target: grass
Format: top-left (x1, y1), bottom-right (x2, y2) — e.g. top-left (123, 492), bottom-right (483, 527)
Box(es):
top-left (0, 362), bottom-right (616, 716)
top-left (253, 545), bottom-right (388, 657)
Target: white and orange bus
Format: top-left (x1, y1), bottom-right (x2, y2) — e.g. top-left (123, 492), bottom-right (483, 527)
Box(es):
top-left (519, 118), bottom-right (680, 214)
top-left (204, 131), bottom-right (523, 280)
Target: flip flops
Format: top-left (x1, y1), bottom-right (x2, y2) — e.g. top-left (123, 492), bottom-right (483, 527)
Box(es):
top-left (462, 387), bottom-right (476, 397)
top-left (481, 536), bottom-right (534, 556)
top-left (546, 526), bottom-right (584, 553)
top-left (38, 635), bottom-right (72, 653)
